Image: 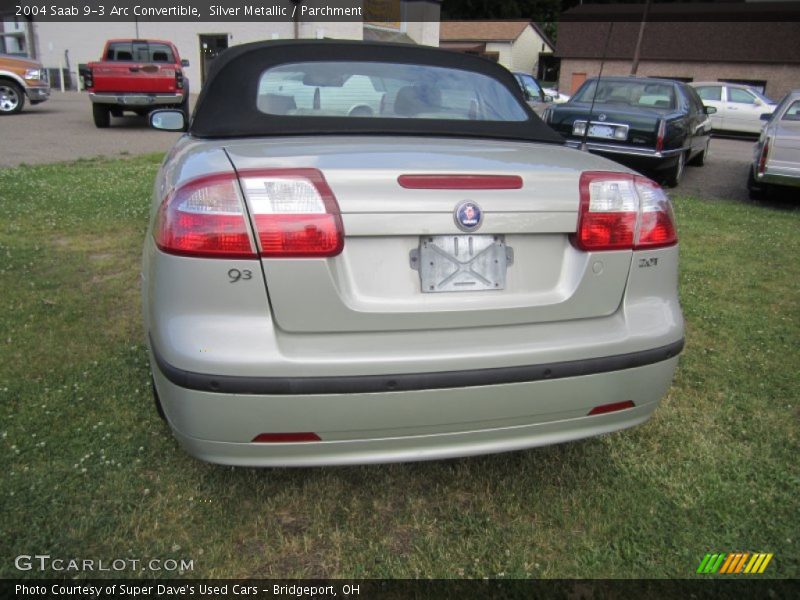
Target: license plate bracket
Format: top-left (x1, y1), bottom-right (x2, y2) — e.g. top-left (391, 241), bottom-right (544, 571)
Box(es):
top-left (411, 234), bottom-right (512, 293)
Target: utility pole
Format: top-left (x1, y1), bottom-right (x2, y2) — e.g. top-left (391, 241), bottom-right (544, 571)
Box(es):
top-left (292, 0), bottom-right (302, 39)
top-left (630, 0), bottom-right (651, 76)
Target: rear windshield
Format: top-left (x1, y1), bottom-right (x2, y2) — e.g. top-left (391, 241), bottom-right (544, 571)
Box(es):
top-left (105, 42), bottom-right (175, 63)
top-left (574, 80), bottom-right (676, 110)
top-left (257, 61), bottom-right (528, 122)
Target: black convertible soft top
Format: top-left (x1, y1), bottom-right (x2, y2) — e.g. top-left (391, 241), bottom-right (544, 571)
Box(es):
top-left (190, 39), bottom-right (564, 145)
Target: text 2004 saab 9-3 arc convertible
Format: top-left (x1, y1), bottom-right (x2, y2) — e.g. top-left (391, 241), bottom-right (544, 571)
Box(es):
top-left (143, 41), bottom-right (684, 467)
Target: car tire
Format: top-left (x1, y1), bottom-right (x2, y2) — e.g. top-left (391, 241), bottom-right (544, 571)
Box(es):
top-left (664, 151), bottom-right (686, 188)
top-left (688, 140), bottom-right (708, 167)
top-left (151, 376), bottom-right (166, 421)
top-left (0, 80), bottom-right (25, 115)
top-left (93, 104), bottom-right (111, 128)
top-left (747, 167), bottom-right (767, 199)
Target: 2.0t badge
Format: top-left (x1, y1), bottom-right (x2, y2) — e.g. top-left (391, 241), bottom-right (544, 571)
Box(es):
top-left (454, 200), bottom-right (483, 232)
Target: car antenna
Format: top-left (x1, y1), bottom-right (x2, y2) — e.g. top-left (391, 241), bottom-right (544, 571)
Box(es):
top-left (582, 21), bottom-right (615, 152)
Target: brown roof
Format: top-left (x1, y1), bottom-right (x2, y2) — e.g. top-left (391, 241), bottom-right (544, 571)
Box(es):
top-left (556, 2), bottom-right (800, 65)
top-left (440, 20), bottom-right (531, 43)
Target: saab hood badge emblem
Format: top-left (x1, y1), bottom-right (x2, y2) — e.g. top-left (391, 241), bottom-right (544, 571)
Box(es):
top-left (598, 113), bottom-right (607, 121)
top-left (454, 200), bottom-right (483, 232)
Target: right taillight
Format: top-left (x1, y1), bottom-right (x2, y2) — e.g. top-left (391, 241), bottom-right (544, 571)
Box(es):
top-left (574, 171), bottom-right (677, 251)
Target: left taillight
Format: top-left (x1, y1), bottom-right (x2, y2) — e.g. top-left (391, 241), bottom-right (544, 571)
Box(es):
top-left (574, 171), bottom-right (677, 251)
top-left (155, 173), bottom-right (257, 259)
top-left (155, 169), bottom-right (344, 259)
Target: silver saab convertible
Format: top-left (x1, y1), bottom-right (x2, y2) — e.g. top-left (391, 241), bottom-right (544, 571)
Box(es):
top-left (143, 41), bottom-right (684, 466)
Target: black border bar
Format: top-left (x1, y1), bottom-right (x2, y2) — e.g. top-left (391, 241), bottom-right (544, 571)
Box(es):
top-left (3, 578), bottom-right (799, 600)
top-left (151, 337), bottom-right (684, 395)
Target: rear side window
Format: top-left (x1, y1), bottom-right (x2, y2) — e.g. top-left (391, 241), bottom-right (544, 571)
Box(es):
top-left (695, 86), bottom-right (721, 101)
top-left (105, 42), bottom-right (174, 63)
top-left (517, 74), bottom-right (543, 100)
top-left (782, 100), bottom-right (800, 121)
top-left (257, 61), bottom-right (528, 121)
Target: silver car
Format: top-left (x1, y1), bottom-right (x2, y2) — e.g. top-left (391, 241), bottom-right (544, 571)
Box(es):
top-left (748, 89), bottom-right (800, 198)
top-left (143, 41), bottom-right (684, 467)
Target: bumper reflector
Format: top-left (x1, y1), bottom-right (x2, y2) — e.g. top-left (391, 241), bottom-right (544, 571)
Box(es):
top-left (588, 400), bottom-right (635, 416)
top-left (252, 432), bottom-right (321, 443)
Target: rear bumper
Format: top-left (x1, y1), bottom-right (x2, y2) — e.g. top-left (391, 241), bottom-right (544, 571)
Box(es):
top-left (89, 92), bottom-right (184, 107)
top-left (153, 337), bottom-right (683, 395)
top-left (757, 167), bottom-right (800, 188)
top-left (153, 354), bottom-right (678, 467)
top-left (567, 139), bottom-right (688, 168)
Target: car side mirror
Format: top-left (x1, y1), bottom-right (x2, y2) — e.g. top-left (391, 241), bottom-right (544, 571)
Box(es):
top-left (544, 95), bottom-right (554, 103)
top-left (759, 112), bottom-right (771, 121)
top-left (181, 59), bottom-right (190, 68)
top-left (150, 109), bottom-right (186, 132)
top-left (704, 106), bottom-right (717, 115)
top-left (754, 98), bottom-right (763, 106)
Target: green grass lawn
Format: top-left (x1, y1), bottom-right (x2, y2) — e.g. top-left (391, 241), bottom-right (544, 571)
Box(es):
top-left (0, 155), bottom-right (798, 579)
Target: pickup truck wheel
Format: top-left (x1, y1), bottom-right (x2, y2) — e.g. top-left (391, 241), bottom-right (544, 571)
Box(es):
top-left (0, 80), bottom-right (24, 114)
top-left (664, 151), bottom-right (686, 188)
top-left (92, 104), bottom-right (110, 128)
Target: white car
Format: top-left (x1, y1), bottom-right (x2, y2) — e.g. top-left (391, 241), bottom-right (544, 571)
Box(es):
top-left (543, 87), bottom-right (570, 104)
top-left (690, 82), bottom-right (775, 134)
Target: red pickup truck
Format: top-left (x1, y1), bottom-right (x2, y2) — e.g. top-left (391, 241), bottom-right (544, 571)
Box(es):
top-left (84, 39), bottom-right (189, 128)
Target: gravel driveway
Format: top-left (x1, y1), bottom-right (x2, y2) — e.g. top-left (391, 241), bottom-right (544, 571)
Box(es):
top-left (1, 91), bottom-right (185, 168)
top-left (3, 91), bottom-right (759, 203)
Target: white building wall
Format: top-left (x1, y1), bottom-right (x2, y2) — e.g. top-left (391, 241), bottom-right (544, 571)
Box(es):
top-left (510, 26), bottom-right (551, 76)
top-left (405, 21), bottom-right (440, 46)
top-left (33, 20), bottom-right (363, 91)
top-left (485, 42), bottom-right (513, 70)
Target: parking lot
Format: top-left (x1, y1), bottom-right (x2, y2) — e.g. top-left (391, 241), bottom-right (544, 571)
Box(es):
top-left (3, 91), bottom-right (760, 203)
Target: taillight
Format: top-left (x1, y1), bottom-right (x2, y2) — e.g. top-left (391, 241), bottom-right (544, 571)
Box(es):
top-left (655, 119), bottom-right (665, 153)
top-left (757, 138), bottom-right (770, 176)
top-left (155, 173), bottom-right (256, 258)
top-left (175, 68), bottom-right (184, 89)
top-left (574, 171), bottom-right (677, 251)
top-left (240, 168), bottom-right (344, 257)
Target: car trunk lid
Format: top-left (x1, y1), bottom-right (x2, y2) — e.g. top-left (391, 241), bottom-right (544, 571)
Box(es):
top-left (225, 136), bottom-right (634, 333)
